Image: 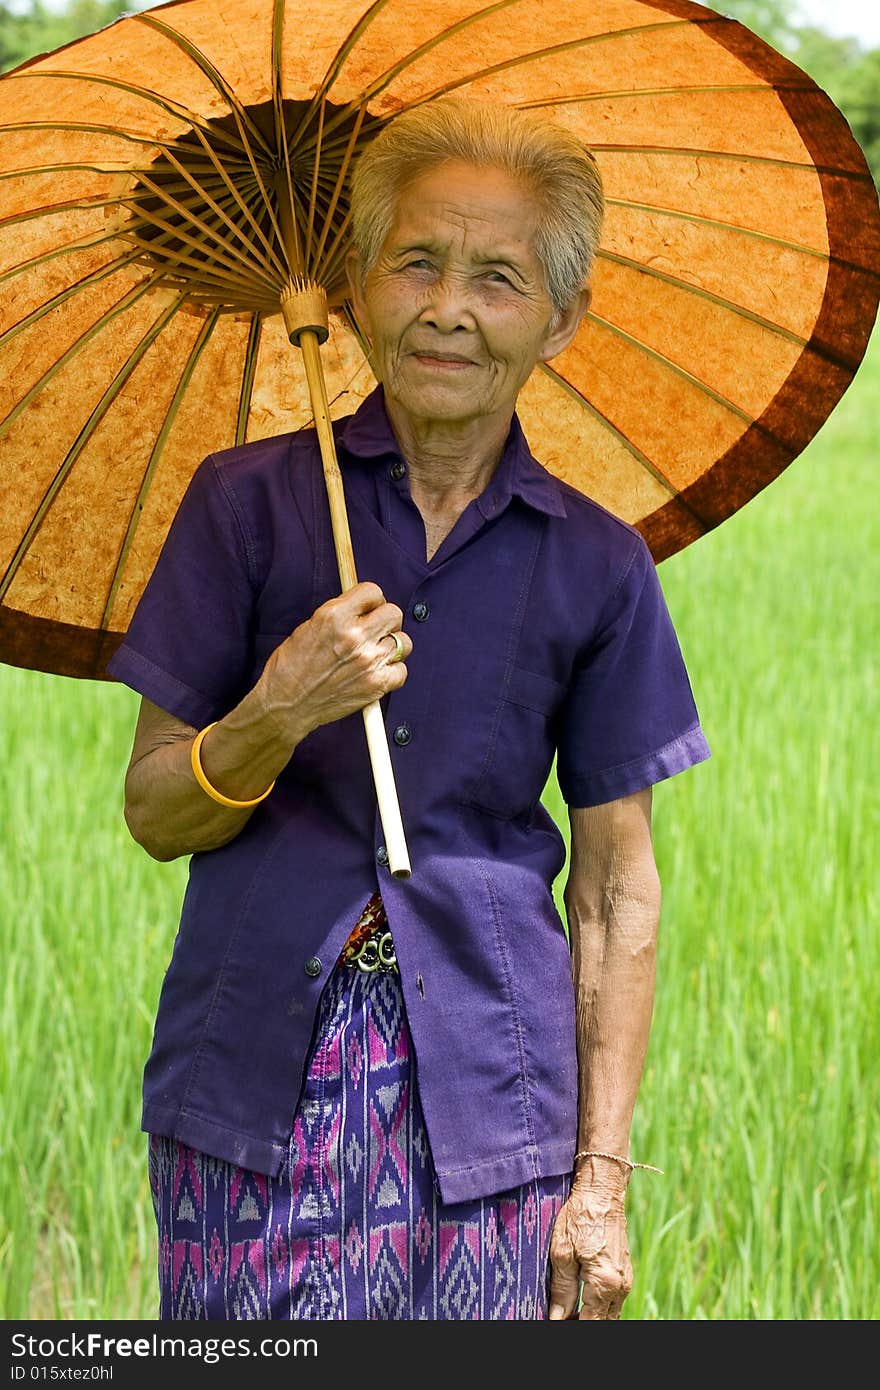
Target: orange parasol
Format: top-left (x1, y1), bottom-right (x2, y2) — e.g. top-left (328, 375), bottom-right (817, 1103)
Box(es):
top-left (1, 0), bottom-right (879, 871)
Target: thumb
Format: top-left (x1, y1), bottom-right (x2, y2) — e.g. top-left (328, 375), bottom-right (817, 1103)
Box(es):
top-left (548, 1248), bottom-right (580, 1320)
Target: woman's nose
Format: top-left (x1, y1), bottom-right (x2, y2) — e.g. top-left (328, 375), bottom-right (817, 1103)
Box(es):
top-left (419, 274), bottom-right (476, 332)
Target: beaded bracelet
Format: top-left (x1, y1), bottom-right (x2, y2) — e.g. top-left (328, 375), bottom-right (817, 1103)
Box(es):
top-left (190, 722), bottom-right (276, 809)
top-left (574, 1149), bottom-right (664, 1175)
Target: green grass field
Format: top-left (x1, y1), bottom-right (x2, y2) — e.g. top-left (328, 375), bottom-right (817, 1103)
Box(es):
top-left (1, 334), bottom-right (877, 1320)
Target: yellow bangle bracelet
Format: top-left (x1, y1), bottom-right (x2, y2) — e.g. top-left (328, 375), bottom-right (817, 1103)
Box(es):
top-left (190, 722), bottom-right (276, 810)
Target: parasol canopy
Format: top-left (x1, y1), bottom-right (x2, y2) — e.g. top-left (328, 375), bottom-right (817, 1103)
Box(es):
top-left (2, 0), bottom-right (879, 687)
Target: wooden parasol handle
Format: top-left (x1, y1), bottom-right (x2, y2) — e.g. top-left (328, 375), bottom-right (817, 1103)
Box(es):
top-left (284, 295), bottom-right (411, 878)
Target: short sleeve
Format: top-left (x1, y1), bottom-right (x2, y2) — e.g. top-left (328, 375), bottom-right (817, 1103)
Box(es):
top-left (557, 535), bottom-right (711, 807)
top-left (105, 456), bottom-right (256, 728)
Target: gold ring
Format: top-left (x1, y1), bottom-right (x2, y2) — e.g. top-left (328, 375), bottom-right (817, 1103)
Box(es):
top-left (384, 630), bottom-right (405, 663)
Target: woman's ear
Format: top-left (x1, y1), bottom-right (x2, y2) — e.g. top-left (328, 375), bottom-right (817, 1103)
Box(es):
top-left (345, 249), bottom-right (370, 332)
top-left (538, 285), bottom-right (591, 363)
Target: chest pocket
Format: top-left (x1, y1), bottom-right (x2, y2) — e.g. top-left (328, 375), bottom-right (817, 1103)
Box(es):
top-left (463, 664), bottom-right (566, 820)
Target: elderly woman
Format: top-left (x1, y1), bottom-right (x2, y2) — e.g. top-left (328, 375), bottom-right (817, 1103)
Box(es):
top-left (109, 97), bottom-right (709, 1321)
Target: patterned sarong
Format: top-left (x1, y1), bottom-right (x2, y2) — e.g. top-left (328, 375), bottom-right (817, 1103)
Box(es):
top-left (148, 913), bottom-right (570, 1319)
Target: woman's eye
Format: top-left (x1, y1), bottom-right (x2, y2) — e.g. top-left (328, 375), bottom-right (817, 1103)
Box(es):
top-left (486, 271), bottom-right (512, 286)
top-left (405, 258), bottom-right (432, 270)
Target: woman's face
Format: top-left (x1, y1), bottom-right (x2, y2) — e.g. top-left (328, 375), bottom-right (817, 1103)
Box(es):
top-left (347, 160), bottom-right (587, 432)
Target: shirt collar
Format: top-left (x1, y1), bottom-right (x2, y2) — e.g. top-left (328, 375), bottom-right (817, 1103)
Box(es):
top-left (337, 385), bottom-right (567, 520)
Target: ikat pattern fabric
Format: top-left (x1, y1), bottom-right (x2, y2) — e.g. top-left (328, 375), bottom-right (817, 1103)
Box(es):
top-left (148, 957), bottom-right (569, 1319)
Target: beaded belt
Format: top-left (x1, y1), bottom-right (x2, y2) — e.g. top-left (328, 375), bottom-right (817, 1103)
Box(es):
top-left (337, 891), bottom-right (398, 974)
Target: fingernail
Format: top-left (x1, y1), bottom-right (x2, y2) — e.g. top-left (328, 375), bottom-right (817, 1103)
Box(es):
top-left (549, 1303), bottom-right (564, 1320)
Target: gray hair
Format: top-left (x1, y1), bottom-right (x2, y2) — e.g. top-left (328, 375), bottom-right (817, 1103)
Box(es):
top-left (349, 97), bottom-right (604, 314)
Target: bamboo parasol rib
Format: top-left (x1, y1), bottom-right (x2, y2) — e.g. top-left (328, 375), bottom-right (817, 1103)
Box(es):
top-left (1, 0), bottom-right (879, 880)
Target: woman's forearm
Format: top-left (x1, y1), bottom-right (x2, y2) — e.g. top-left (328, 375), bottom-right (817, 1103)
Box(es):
top-left (564, 796), bottom-right (661, 1158)
top-left (122, 582), bottom-right (411, 862)
top-left (123, 679), bottom-right (309, 861)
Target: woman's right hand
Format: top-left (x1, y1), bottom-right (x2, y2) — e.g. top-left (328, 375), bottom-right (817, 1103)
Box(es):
top-left (122, 583), bottom-right (411, 862)
top-left (258, 582), bottom-right (413, 743)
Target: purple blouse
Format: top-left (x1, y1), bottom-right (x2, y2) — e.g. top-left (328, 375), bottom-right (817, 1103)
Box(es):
top-left (107, 385), bottom-right (710, 1204)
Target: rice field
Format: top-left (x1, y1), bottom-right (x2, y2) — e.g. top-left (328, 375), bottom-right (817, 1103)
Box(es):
top-left (1, 333), bottom-right (877, 1320)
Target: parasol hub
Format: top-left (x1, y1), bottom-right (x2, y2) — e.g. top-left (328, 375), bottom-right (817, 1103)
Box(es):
top-left (280, 279), bottom-right (329, 346)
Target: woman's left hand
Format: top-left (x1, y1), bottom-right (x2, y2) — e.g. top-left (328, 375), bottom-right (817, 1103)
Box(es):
top-left (547, 1166), bottom-right (633, 1320)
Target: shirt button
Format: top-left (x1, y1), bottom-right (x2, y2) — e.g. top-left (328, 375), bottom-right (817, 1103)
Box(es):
top-left (304, 956), bottom-right (322, 978)
top-left (376, 845), bottom-right (389, 867)
top-left (412, 601), bottom-right (429, 622)
top-left (393, 723), bottom-right (412, 746)
top-left (390, 461), bottom-right (406, 481)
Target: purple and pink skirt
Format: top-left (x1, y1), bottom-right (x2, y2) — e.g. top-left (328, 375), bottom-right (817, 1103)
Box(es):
top-left (148, 898), bottom-right (570, 1320)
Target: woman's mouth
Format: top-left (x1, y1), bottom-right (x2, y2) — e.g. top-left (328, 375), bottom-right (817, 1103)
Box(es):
top-left (412, 353), bottom-right (475, 370)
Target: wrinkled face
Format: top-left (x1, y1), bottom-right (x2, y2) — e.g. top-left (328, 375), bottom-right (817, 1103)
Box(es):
top-left (347, 160), bottom-right (585, 430)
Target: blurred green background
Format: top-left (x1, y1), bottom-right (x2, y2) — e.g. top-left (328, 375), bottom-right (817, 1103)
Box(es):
top-left (0, 0), bottom-right (878, 1320)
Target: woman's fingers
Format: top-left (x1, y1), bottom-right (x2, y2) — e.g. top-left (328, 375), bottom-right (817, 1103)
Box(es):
top-left (264, 582), bottom-right (414, 734)
top-left (606, 1291), bottom-right (627, 1320)
top-left (302, 590), bottom-right (394, 659)
top-left (376, 628), bottom-right (413, 663)
top-left (547, 1245), bottom-right (580, 1320)
top-left (363, 601), bottom-right (409, 649)
top-left (337, 591), bottom-right (413, 675)
top-left (548, 1188), bottom-right (633, 1322)
top-left (314, 586), bottom-right (408, 658)
top-left (549, 1196), bottom-right (598, 1319)
top-left (577, 1228), bottom-right (633, 1319)
top-left (578, 1265), bottom-right (630, 1318)
top-left (342, 580), bottom-right (389, 615)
